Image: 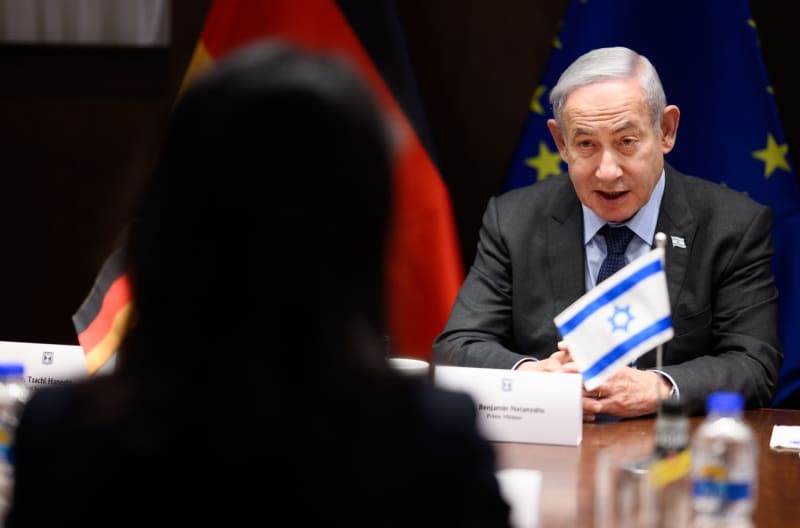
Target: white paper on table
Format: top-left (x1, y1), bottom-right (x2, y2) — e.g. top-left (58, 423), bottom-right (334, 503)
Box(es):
top-left (769, 425), bottom-right (800, 452)
top-left (496, 468), bottom-right (542, 528)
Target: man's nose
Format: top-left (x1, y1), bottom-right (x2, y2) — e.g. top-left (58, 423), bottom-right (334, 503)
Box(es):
top-left (595, 149), bottom-right (622, 181)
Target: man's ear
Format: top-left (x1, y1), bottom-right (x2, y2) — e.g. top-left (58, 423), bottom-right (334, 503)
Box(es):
top-left (660, 105), bottom-right (680, 154)
top-left (547, 119), bottom-right (569, 162)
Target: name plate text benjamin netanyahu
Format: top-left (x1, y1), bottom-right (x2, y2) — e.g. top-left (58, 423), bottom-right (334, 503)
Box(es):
top-left (434, 366), bottom-right (582, 446)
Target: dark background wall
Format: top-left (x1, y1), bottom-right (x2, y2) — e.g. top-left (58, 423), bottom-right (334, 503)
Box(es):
top-left (0, 1), bottom-right (796, 344)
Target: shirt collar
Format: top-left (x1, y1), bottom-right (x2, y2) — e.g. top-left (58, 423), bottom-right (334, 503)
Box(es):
top-left (582, 168), bottom-right (665, 245)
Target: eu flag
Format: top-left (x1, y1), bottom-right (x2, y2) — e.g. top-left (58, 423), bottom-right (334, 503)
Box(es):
top-left (504, 0), bottom-right (800, 407)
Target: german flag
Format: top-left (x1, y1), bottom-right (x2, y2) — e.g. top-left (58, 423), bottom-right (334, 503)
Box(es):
top-left (74, 0), bottom-right (463, 368)
top-left (72, 246), bottom-right (133, 374)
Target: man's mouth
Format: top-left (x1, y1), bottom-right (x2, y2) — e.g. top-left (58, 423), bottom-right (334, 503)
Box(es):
top-left (597, 190), bottom-right (628, 200)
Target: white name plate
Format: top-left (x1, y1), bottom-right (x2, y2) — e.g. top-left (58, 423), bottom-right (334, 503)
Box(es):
top-left (434, 366), bottom-right (582, 446)
top-left (0, 340), bottom-right (89, 390)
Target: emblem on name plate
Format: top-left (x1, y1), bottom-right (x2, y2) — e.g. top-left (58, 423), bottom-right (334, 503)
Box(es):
top-left (502, 378), bottom-right (512, 392)
top-left (42, 350), bottom-right (54, 365)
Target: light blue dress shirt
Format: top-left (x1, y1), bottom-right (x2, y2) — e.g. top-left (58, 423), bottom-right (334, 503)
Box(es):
top-left (582, 170), bottom-right (665, 291)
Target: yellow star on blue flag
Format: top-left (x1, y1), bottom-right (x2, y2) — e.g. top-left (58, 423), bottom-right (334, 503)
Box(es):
top-left (525, 141), bottom-right (563, 181)
top-left (752, 133), bottom-right (790, 178)
top-left (529, 85), bottom-right (547, 115)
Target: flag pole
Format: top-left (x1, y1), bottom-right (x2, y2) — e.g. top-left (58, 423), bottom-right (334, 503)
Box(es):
top-left (654, 232), bottom-right (667, 414)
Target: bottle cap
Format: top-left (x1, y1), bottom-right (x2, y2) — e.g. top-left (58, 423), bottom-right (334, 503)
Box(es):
top-left (0, 363), bottom-right (24, 377)
top-left (706, 391), bottom-right (744, 414)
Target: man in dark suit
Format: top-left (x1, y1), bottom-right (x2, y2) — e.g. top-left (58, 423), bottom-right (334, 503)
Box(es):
top-left (433, 46), bottom-right (781, 419)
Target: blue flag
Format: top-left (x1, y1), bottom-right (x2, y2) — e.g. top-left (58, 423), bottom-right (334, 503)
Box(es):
top-left (504, 0), bottom-right (800, 407)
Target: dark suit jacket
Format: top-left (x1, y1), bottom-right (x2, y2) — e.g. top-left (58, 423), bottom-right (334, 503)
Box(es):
top-left (6, 381), bottom-right (510, 527)
top-left (434, 165), bottom-right (782, 415)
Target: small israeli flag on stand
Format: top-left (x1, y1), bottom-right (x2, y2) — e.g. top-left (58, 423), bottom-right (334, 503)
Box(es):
top-left (554, 247), bottom-right (673, 391)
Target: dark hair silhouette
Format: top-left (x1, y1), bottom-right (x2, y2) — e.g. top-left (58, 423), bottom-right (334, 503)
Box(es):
top-left (126, 40), bottom-right (392, 417)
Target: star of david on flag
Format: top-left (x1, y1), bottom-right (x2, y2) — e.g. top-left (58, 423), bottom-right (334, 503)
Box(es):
top-left (553, 248), bottom-right (673, 391)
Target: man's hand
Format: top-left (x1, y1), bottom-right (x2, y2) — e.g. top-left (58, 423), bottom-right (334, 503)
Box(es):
top-left (515, 342), bottom-right (572, 372)
top-left (579, 368), bottom-right (672, 421)
top-left (516, 343), bottom-right (672, 421)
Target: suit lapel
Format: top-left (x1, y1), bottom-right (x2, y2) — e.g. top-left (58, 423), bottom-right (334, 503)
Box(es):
top-left (655, 165), bottom-right (696, 310)
top-left (547, 180), bottom-right (585, 314)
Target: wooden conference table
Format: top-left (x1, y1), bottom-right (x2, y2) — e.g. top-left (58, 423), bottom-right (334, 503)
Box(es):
top-left (493, 408), bottom-right (800, 528)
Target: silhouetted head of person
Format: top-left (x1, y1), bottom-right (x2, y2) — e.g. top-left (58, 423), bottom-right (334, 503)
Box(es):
top-left (124, 41), bottom-right (393, 394)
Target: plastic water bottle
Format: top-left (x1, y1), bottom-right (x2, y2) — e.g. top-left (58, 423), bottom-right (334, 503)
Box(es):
top-left (691, 392), bottom-right (757, 527)
top-left (647, 397), bottom-right (692, 528)
top-left (0, 362), bottom-right (29, 518)
top-left (0, 363), bottom-right (28, 463)
top-left (654, 397), bottom-right (690, 458)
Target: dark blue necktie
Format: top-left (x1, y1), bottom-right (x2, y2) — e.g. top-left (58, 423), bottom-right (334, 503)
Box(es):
top-left (593, 225), bottom-right (637, 417)
top-left (596, 225), bottom-right (634, 284)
